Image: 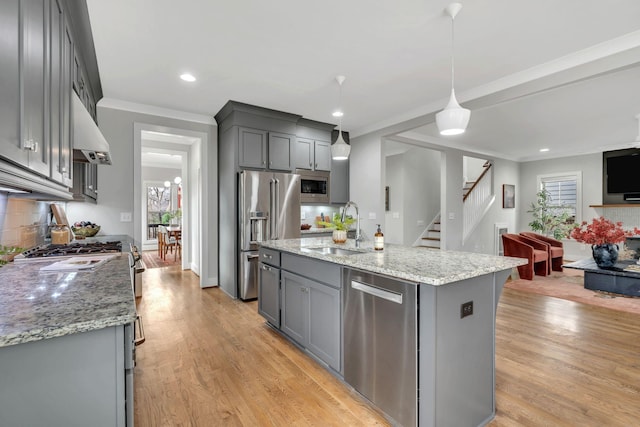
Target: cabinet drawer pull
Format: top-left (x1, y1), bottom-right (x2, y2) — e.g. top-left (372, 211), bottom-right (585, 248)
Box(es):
top-left (315, 163), bottom-right (318, 168)
top-left (309, 162), bottom-right (312, 168)
top-left (262, 253), bottom-right (272, 259)
top-left (261, 265), bottom-right (271, 271)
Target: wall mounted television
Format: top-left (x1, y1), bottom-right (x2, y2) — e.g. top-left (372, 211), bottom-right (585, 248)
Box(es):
top-left (606, 151), bottom-right (640, 194)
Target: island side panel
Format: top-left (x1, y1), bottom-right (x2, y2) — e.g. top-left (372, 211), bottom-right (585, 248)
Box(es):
top-left (419, 273), bottom-right (496, 427)
top-left (0, 325), bottom-right (125, 427)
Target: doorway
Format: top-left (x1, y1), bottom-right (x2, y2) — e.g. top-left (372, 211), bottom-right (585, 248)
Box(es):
top-left (134, 124), bottom-right (206, 283)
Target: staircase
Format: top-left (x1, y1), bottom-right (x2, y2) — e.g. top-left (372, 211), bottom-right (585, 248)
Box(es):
top-left (414, 214), bottom-right (441, 249)
top-left (414, 161), bottom-right (494, 249)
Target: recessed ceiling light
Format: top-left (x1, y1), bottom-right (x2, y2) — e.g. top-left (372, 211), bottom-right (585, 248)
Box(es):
top-left (539, 148), bottom-right (550, 152)
top-left (180, 73), bottom-right (196, 82)
top-left (332, 110), bottom-right (343, 118)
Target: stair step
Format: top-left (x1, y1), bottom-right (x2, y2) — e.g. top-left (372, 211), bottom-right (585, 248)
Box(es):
top-left (422, 237), bottom-right (441, 241)
top-left (427, 229), bottom-right (440, 233)
top-left (420, 245), bottom-right (441, 250)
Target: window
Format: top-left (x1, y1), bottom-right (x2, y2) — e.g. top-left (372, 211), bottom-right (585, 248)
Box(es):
top-left (538, 172), bottom-right (581, 224)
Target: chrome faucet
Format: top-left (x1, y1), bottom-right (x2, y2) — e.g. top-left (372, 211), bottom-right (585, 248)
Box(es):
top-left (341, 201), bottom-right (361, 247)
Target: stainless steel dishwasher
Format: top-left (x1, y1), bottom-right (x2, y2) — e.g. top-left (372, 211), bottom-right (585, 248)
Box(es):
top-left (343, 268), bottom-right (418, 427)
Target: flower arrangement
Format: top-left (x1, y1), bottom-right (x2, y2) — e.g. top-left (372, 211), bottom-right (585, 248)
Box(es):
top-left (570, 217), bottom-right (640, 246)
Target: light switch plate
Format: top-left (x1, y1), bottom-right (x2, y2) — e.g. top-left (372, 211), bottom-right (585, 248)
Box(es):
top-left (368, 212), bottom-right (376, 220)
top-left (448, 212), bottom-right (455, 220)
top-left (120, 212), bottom-right (132, 222)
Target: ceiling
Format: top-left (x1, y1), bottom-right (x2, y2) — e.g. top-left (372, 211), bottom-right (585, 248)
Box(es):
top-left (86, 0), bottom-right (640, 162)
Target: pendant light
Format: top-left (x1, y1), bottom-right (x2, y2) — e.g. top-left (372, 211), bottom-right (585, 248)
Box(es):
top-left (331, 75), bottom-right (351, 160)
top-left (436, 3), bottom-right (470, 136)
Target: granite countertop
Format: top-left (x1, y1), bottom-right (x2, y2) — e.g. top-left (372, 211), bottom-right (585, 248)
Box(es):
top-left (261, 237), bottom-right (527, 286)
top-left (0, 254), bottom-right (136, 348)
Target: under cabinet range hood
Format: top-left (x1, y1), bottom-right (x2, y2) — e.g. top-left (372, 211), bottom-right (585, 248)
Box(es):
top-left (72, 92), bottom-right (112, 165)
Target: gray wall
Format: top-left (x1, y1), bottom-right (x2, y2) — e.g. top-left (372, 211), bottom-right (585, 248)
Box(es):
top-left (384, 147), bottom-right (441, 245)
top-left (519, 153), bottom-right (601, 260)
top-left (66, 106), bottom-right (218, 287)
top-left (351, 133), bottom-right (520, 255)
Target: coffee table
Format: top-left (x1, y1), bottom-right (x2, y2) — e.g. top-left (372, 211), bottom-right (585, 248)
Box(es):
top-left (563, 258), bottom-right (640, 297)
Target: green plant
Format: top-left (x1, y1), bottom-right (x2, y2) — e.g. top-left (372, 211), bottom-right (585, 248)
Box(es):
top-left (161, 209), bottom-right (182, 224)
top-left (0, 245), bottom-right (24, 267)
top-left (527, 189), bottom-right (576, 240)
top-left (318, 213), bottom-right (354, 231)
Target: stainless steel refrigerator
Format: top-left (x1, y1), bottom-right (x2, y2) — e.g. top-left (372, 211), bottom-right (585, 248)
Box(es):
top-left (237, 170), bottom-right (300, 300)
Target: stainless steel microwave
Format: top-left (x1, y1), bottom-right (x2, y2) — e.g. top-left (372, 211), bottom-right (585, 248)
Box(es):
top-left (297, 169), bottom-right (330, 203)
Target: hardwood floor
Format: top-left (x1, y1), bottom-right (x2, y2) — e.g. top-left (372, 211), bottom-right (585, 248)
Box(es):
top-left (135, 267), bottom-right (640, 426)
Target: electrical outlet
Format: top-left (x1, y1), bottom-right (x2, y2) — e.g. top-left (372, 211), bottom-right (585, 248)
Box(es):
top-left (461, 301), bottom-right (473, 318)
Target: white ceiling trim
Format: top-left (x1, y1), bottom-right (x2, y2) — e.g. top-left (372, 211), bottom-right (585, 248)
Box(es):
top-left (98, 97), bottom-right (216, 125)
top-left (354, 30), bottom-right (640, 139)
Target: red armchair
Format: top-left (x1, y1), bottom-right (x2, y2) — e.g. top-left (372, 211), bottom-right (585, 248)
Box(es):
top-left (520, 232), bottom-right (564, 273)
top-left (502, 233), bottom-right (549, 280)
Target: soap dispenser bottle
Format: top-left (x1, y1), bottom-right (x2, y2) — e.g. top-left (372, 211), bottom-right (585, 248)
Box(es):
top-left (374, 224), bottom-right (384, 251)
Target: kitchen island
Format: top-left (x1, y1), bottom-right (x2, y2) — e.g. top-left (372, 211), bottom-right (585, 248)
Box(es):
top-left (0, 254), bottom-right (136, 426)
top-left (259, 237), bottom-right (526, 427)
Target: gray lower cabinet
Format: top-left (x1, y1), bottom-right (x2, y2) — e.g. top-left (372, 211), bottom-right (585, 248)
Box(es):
top-left (0, 324), bottom-right (133, 427)
top-left (258, 262), bottom-right (280, 327)
top-left (280, 269), bottom-right (341, 371)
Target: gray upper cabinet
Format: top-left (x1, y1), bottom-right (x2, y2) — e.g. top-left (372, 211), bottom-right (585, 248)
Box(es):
top-left (72, 161), bottom-right (97, 203)
top-left (294, 138), bottom-right (331, 172)
top-left (238, 127), bottom-right (267, 169)
top-left (329, 130), bottom-right (349, 204)
top-left (268, 132), bottom-right (294, 171)
top-left (0, 1), bottom-right (26, 166)
top-left (237, 126), bottom-right (294, 171)
top-left (49, 0), bottom-right (72, 186)
top-left (21, 0), bottom-right (49, 177)
top-left (0, 0), bottom-right (98, 198)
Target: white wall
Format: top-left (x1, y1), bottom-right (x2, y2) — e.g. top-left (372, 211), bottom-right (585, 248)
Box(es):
top-left (142, 166), bottom-right (181, 183)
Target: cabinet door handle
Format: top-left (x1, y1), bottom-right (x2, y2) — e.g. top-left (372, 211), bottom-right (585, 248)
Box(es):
top-left (309, 162), bottom-right (312, 168)
top-left (61, 165), bottom-right (67, 173)
top-left (315, 163), bottom-right (318, 168)
top-left (24, 139), bottom-right (38, 152)
top-left (269, 161), bottom-right (272, 167)
top-left (88, 185), bottom-right (94, 190)
top-left (262, 161), bottom-right (266, 165)
top-left (261, 265), bottom-right (271, 271)
top-left (262, 253), bottom-right (272, 259)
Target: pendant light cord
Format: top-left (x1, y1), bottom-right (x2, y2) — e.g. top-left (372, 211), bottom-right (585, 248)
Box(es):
top-left (450, 14), bottom-right (455, 92)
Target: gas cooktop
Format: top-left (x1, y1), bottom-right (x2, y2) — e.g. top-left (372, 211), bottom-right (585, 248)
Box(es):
top-left (15, 241), bottom-right (122, 263)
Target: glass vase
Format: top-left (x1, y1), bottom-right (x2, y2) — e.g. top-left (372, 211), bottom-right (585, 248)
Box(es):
top-left (592, 243), bottom-right (619, 269)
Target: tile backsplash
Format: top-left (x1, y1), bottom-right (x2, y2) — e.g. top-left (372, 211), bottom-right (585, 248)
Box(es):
top-left (0, 193), bottom-right (51, 249)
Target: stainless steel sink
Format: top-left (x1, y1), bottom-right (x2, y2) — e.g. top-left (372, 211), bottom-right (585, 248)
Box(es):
top-left (301, 247), bottom-right (365, 256)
